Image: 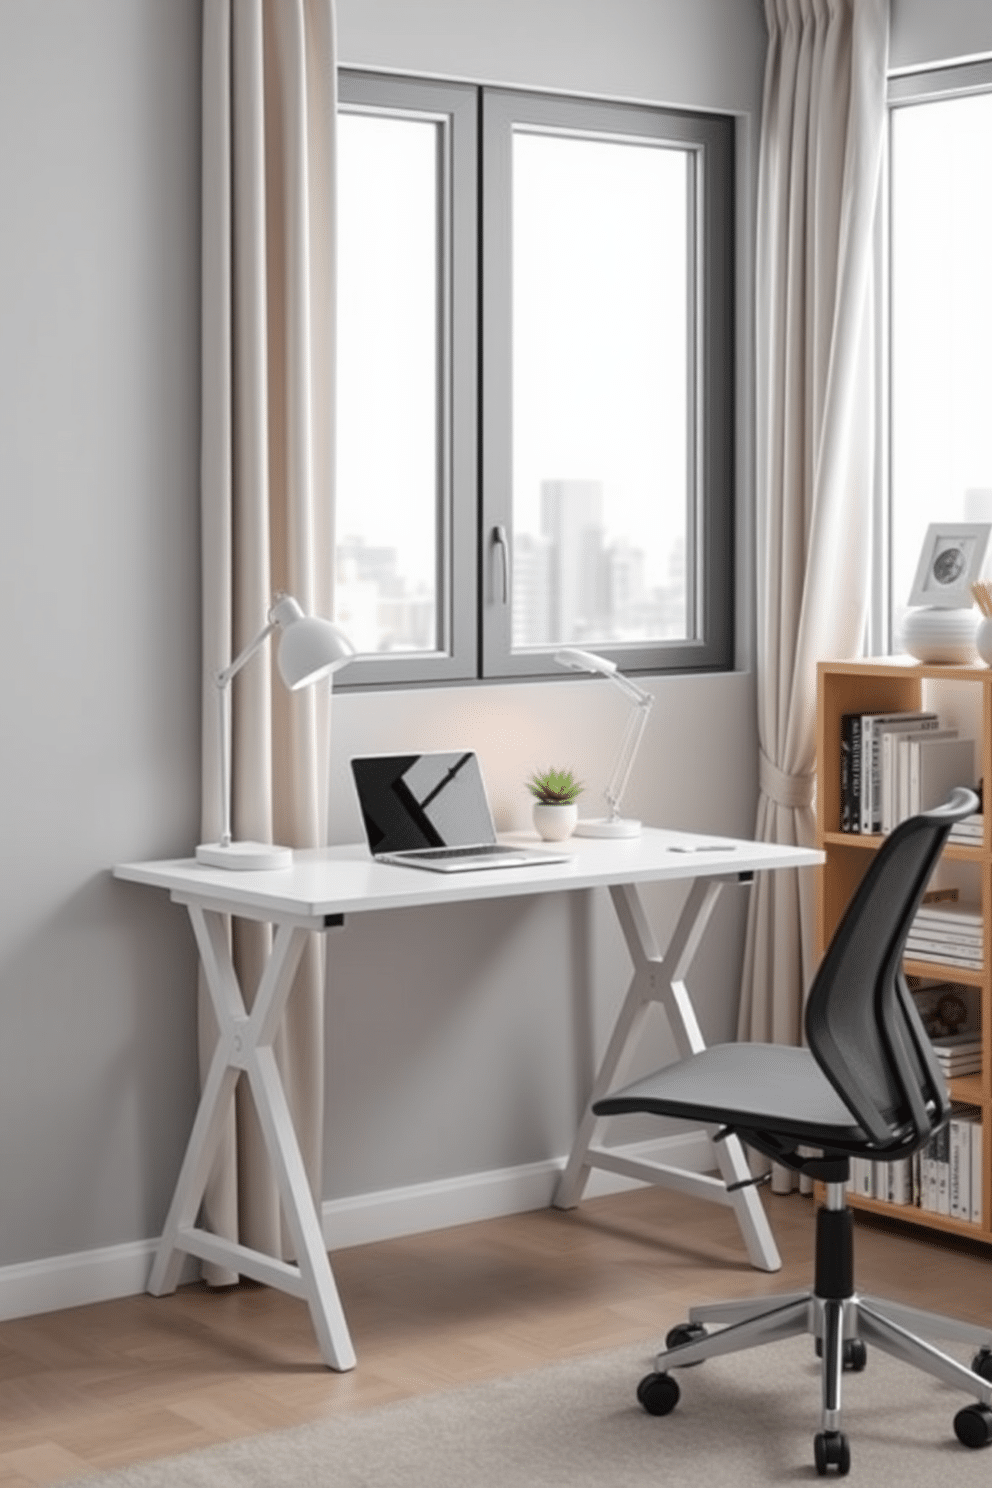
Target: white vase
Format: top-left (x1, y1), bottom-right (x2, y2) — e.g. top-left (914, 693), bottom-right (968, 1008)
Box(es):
top-left (900, 606), bottom-right (979, 664)
top-left (977, 617), bottom-right (992, 667)
top-left (532, 802), bottom-right (578, 841)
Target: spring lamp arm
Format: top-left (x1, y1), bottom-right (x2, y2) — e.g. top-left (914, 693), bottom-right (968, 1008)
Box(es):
top-left (554, 647), bottom-right (655, 837)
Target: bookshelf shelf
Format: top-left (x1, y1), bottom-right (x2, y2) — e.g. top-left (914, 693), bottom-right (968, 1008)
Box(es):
top-left (817, 658), bottom-right (991, 1239)
top-left (821, 830), bottom-right (983, 864)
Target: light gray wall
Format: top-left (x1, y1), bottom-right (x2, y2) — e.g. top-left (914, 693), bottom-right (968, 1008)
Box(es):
top-left (0, 0), bottom-right (768, 1273)
top-left (891, 0), bottom-right (992, 72)
top-left (0, 0), bottom-right (203, 1268)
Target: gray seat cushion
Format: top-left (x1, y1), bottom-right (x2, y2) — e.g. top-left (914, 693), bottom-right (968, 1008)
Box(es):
top-left (595, 1043), bottom-right (869, 1148)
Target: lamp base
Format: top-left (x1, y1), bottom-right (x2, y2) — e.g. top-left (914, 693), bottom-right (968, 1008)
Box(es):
top-left (195, 841), bottom-right (294, 871)
top-left (574, 817), bottom-right (642, 838)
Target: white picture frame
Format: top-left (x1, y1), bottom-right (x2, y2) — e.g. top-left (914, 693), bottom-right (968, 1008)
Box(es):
top-left (907, 522), bottom-right (992, 608)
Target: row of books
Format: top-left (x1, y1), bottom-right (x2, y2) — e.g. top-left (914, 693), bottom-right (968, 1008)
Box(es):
top-left (906, 902), bottom-right (984, 971)
top-left (932, 1031), bottom-right (982, 1079)
top-left (848, 1106), bottom-right (982, 1223)
top-left (839, 709), bottom-right (978, 835)
top-left (948, 812), bottom-right (985, 846)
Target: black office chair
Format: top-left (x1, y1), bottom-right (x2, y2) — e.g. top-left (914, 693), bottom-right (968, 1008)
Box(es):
top-left (594, 787), bottom-right (992, 1476)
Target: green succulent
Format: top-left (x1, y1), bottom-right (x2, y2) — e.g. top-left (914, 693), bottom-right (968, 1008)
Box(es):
top-left (527, 767), bottom-right (584, 806)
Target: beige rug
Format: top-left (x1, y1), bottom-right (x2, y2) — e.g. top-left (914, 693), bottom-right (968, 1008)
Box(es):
top-left (63, 1334), bottom-right (992, 1486)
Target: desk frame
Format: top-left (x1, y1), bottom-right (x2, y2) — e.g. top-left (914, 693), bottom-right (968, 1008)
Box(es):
top-left (118, 832), bottom-right (820, 1371)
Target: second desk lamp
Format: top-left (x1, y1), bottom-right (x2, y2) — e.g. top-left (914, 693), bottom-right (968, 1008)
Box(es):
top-left (554, 647), bottom-right (654, 837)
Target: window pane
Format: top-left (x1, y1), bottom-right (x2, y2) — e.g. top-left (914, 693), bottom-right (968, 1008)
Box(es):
top-left (890, 92), bottom-right (992, 646)
top-left (335, 112), bottom-right (440, 655)
top-left (511, 130), bottom-right (691, 650)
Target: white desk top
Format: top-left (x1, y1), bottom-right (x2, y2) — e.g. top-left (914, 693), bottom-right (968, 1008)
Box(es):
top-left (115, 828), bottom-right (823, 923)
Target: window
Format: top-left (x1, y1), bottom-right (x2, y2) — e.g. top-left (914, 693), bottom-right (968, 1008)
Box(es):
top-left (336, 74), bottom-right (735, 686)
top-left (884, 64), bottom-right (992, 650)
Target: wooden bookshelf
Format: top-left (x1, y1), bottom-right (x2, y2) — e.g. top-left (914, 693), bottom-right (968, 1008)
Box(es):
top-left (816, 658), bottom-right (991, 1240)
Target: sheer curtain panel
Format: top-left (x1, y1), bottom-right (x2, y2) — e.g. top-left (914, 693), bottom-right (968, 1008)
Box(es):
top-left (199, 0), bottom-right (338, 1277)
top-left (739, 0), bottom-right (889, 1189)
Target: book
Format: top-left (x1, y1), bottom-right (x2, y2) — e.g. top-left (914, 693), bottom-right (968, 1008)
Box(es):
top-left (950, 1113), bottom-right (969, 1220)
top-left (906, 905), bottom-right (984, 969)
top-left (885, 1157), bottom-right (912, 1205)
top-left (840, 713), bottom-right (861, 833)
top-left (895, 729), bottom-right (958, 826)
top-left (950, 1107), bottom-right (982, 1222)
top-left (948, 813), bottom-right (984, 844)
top-left (972, 1120), bottom-right (984, 1224)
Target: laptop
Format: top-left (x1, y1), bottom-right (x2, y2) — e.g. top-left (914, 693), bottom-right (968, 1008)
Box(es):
top-left (350, 751), bottom-right (571, 872)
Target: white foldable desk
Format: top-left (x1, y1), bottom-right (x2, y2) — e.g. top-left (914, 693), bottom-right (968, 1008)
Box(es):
top-left (115, 828), bottom-right (822, 1371)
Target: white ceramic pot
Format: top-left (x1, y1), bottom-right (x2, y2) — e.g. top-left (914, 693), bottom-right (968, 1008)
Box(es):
top-left (532, 802), bottom-right (578, 841)
top-left (977, 617), bottom-right (992, 667)
top-left (900, 606), bottom-right (980, 665)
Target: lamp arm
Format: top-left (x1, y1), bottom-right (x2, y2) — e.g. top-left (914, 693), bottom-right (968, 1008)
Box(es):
top-left (213, 617), bottom-right (278, 848)
top-left (602, 693), bottom-right (654, 820)
top-left (217, 617), bottom-right (278, 689)
top-left (606, 668), bottom-right (653, 707)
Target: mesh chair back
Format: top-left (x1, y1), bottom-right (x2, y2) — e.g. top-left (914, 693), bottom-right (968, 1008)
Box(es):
top-left (805, 788), bottom-right (978, 1151)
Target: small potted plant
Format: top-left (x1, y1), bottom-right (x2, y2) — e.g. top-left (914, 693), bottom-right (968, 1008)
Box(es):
top-left (527, 767), bottom-right (584, 841)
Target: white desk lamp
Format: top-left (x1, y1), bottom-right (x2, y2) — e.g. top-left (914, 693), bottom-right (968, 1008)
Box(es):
top-left (554, 647), bottom-right (655, 837)
top-left (197, 593), bottom-right (355, 871)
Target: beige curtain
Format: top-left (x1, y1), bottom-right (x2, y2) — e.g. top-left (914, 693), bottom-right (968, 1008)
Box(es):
top-left (198, 0), bottom-right (337, 1277)
top-left (739, 0), bottom-right (889, 1187)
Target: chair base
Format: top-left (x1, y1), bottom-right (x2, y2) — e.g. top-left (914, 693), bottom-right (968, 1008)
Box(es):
top-left (645, 1286), bottom-right (992, 1474)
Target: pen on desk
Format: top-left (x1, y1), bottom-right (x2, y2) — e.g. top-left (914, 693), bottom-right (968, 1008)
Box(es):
top-left (667, 844), bottom-right (736, 853)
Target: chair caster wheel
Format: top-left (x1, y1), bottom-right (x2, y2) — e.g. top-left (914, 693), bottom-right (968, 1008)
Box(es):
top-left (814, 1337), bottom-right (866, 1371)
top-left (814, 1430), bottom-right (850, 1476)
top-left (971, 1348), bottom-right (992, 1383)
top-left (955, 1403), bottom-right (992, 1448)
top-left (665, 1321), bottom-right (707, 1364)
top-left (637, 1371), bottom-right (680, 1416)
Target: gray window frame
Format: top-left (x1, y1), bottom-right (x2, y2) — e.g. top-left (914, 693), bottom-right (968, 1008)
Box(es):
top-left (481, 90), bottom-right (734, 679)
top-left (336, 72), bottom-right (478, 687)
top-left (335, 74), bottom-right (735, 687)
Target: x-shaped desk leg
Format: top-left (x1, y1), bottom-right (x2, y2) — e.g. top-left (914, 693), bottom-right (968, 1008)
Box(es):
top-left (553, 877), bottom-right (781, 1273)
top-left (147, 899), bottom-right (357, 1371)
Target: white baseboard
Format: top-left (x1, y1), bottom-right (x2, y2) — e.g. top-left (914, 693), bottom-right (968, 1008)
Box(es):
top-left (322, 1130), bottom-right (715, 1250)
top-left (0, 1131), bottom-right (714, 1323)
top-left (0, 1239), bottom-right (199, 1324)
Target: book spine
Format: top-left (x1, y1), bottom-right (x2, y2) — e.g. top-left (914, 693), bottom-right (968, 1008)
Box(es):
top-left (860, 717), bottom-right (873, 834)
top-left (845, 715), bottom-right (861, 834)
top-left (950, 1117), bottom-right (967, 1220)
top-left (840, 714), bottom-right (855, 832)
top-left (935, 1124), bottom-right (950, 1215)
top-left (972, 1120), bottom-right (983, 1225)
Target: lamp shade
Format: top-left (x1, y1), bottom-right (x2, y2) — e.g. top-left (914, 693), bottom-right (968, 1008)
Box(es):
top-left (271, 595), bottom-right (355, 690)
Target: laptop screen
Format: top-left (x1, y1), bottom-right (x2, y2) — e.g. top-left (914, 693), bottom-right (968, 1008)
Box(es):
top-left (351, 752), bottom-right (498, 854)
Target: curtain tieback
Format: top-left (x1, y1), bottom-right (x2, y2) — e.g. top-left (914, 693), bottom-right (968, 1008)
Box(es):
top-left (759, 750), bottom-right (815, 810)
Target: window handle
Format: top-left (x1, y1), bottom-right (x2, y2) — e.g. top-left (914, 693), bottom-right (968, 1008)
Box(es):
top-left (492, 524), bottom-right (511, 604)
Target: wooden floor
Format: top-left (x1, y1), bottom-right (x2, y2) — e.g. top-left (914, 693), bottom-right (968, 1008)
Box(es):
top-left (2, 1187), bottom-right (992, 1485)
